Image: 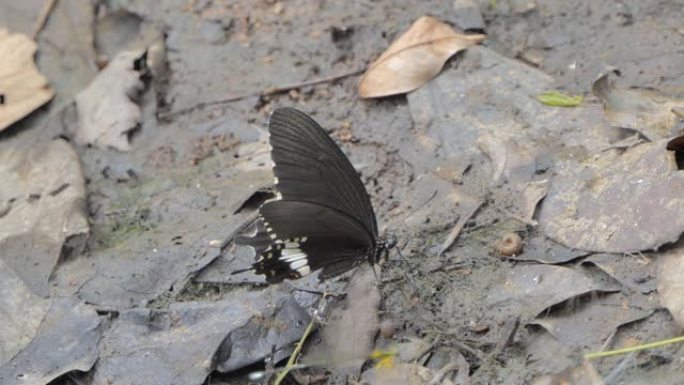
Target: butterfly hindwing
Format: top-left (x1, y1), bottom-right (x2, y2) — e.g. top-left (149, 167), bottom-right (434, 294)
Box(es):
top-left (236, 200), bottom-right (372, 282)
top-left (243, 233), bottom-right (366, 283)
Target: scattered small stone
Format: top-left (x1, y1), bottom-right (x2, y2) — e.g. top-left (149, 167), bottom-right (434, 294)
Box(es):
top-left (379, 319), bottom-right (396, 338)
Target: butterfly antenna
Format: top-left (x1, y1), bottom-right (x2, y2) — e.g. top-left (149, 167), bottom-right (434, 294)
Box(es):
top-left (394, 246), bottom-right (420, 292)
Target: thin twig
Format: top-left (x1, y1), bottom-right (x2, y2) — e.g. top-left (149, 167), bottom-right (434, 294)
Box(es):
top-left (160, 68), bottom-right (364, 119)
top-left (33, 0), bottom-right (58, 40)
top-left (438, 201), bottom-right (483, 256)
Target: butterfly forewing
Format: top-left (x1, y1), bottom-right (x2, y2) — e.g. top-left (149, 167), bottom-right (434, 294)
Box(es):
top-left (268, 107), bottom-right (378, 239)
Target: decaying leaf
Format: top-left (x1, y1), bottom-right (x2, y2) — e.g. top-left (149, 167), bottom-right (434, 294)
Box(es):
top-left (406, 46), bottom-right (614, 157)
top-left (358, 16), bottom-right (484, 98)
top-left (75, 49), bottom-right (148, 151)
top-left (304, 265), bottom-right (381, 379)
top-left (532, 292), bottom-right (654, 349)
top-left (0, 28), bottom-right (54, 131)
top-left (94, 286), bottom-right (310, 383)
top-left (0, 139), bottom-right (89, 297)
top-left (0, 259), bottom-right (50, 367)
top-left (657, 245), bottom-right (684, 328)
top-left (593, 68), bottom-right (684, 141)
top-left (0, 297), bottom-right (102, 385)
top-left (485, 264), bottom-right (620, 322)
top-left (539, 139), bottom-right (684, 253)
top-left (582, 253), bottom-right (656, 294)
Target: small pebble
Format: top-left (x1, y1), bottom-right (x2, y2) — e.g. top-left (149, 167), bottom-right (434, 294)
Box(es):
top-left (379, 319), bottom-right (396, 338)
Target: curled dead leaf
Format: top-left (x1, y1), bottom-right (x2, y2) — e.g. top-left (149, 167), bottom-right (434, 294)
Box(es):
top-left (592, 68), bottom-right (684, 141)
top-left (358, 16), bottom-right (484, 98)
top-left (75, 48), bottom-right (152, 151)
top-left (0, 28), bottom-right (54, 131)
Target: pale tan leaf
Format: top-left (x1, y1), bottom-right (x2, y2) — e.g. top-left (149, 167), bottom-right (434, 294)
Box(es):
top-left (75, 49), bottom-right (148, 151)
top-left (358, 16), bottom-right (484, 98)
top-left (0, 28), bottom-right (54, 131)
top-left (304, 264), bottom-right (381, 378)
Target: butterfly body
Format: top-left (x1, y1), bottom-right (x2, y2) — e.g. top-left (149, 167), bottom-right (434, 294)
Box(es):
top-left (233, 107), bottom-right (393, 283)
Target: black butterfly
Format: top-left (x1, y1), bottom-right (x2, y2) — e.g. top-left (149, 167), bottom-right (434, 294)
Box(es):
top-left (233, 107), bottom-right (395, 283)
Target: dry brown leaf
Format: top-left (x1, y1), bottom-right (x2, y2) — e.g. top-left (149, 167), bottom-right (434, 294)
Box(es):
top-left (0, 28), bottom-right (54, 131)
top-left (358, 16), bottom-right (484, 98)
top-left (593, 68), bottom-right (684, 141)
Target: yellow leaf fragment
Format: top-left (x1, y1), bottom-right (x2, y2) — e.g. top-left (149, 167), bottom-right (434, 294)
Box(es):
top-left (537, 91), bottom-right (583, 107)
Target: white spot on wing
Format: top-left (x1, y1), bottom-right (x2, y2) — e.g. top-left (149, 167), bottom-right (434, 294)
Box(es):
top-left (282, 254), bottom-right (306, 263)
top-left (289, 259), bottom-right (308, 270)
top-left (297, 265), bottom-right (311, 276)
top-left (281, 248), bottom-right (303, 257)
top-left (264, 191), bottom-right (282, 203)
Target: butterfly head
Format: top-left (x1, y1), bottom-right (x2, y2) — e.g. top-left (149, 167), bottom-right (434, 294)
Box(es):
top-left (372, 233), bottom-right (397, 264)
top-left (384, 233), bottom-right (398, 250)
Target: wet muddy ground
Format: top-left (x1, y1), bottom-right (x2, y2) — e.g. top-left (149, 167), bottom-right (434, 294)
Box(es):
top-left (1, 1), bottom-right (684, 384)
